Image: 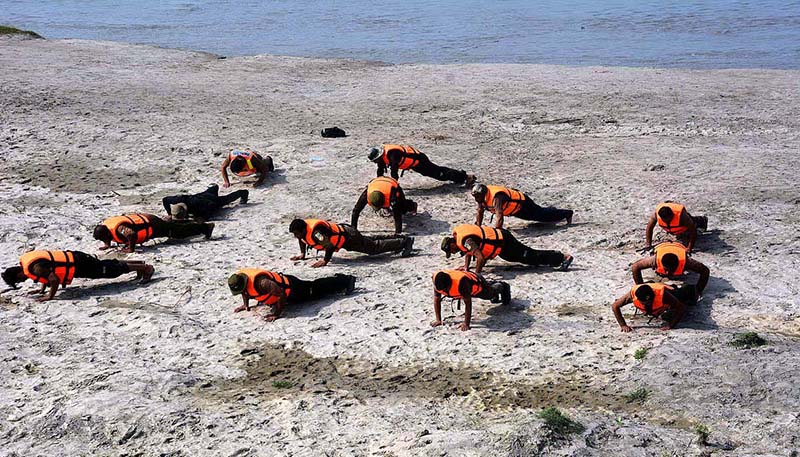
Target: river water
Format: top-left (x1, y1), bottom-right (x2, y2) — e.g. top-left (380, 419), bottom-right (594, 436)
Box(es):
top-left (2, 0), bottom-right (799, 68)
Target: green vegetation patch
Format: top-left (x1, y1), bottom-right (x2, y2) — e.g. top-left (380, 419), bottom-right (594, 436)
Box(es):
top-left (271, 380), bottom-right (293, 389)
top-left (0, 25), bottom-right (43, 38)
top-left (624, 387), bottom-right (650, 404)
top-left (694, 424), bottom-right (710, 445)
top-left (634, 347), bottom-right (649, 360)
top-left (730, 332), bottom-right (767, 349)
top-left (537, 407), bottom-right (585, 436)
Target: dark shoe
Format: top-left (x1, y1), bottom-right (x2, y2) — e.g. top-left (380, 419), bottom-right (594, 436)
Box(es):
top-left (240, 190), bottom-right (249, 204)
top-left (345, 275), bottom-right (357, 295)
top-left (464, 174), bottom-right (476, 187)
top-left (203, 223), bottom-right (215, 240)
top-left (565, 210), bottom-right (574, 225)
top-left (140, 265), bottom-right (155, 283)
top-left (401, 236), bottom-right (415, 257)
top-left (558, 255), bottom-right (573, 271)
top-left (500, 282), bottom-right (511, 306)
top-left (696, 216), bottom-right (708, 232)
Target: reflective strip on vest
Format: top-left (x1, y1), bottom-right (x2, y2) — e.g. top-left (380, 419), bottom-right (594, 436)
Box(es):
top-left (229, 150), bottom-right (258, 177)
top-left (20, 250), bottom-right (76, 287)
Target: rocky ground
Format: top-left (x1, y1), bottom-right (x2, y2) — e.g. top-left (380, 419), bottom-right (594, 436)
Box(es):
top-left (0, 35), bottom-right (799, 456)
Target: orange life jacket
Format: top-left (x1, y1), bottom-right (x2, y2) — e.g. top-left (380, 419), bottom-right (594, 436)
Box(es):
top-left (238, 268), bottom-right (292, 305)
top-left (630, 283), bottom-right (673, 316)
top-left (484, 185), bottom-right (527, 216)
top-left (381, 144), bottom-right (421, 170)
top-left (229, 149), bottom-right (259, 177)
top-left (655, 202), bottom-right (689, 235)
top-left (654, 242), bottom-right (688, 276)
top-left (432, 270), bottom-right (483, 299)
top-left (453, 224), bottom-right (504, 259)
top-left (366, 177), bottom-right (399, 209)
top-left (19, 250), bottom-right (76, 287)
top-left (102, 214), bottom-right (154, 244)
top-left (302, 219), bottom-right (347, 251)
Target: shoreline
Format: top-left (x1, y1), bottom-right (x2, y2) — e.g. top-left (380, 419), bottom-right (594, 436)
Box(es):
top-left (1, 36), bottom-right (799, 455)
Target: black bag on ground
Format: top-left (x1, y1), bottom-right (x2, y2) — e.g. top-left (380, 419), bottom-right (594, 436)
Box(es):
top-left (321, 126), bottom-right (347, 138)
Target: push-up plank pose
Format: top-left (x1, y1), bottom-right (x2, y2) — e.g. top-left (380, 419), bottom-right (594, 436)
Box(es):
top-left (220, 148), bottom-right (274, 188)
top-left (471, 184), bottom-right (572, 229)
top-left (351, 177), bottom-right (418, 234)
top-left (645, 202), bottom-right (707, 252)
top-left (430, 270), bottom-right (510, 331)
top-left (93, 213), bottom-right (214, 253)
top-left (368, 144), bottom-right (475, 186)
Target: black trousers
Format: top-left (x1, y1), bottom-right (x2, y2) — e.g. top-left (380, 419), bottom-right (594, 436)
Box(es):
top-left (162, 185), bottom-right (247, 220)
top-left (516, 198), bottom-right (572, 223)
top-left (499, 233), bottom-right (564, 267)
top-left (285, 274), bottom-right (350, 303)
top-left (72, 251), bottom-right (130, 278)
top-left (411, 153), bottom-right (468, 184)
top-left (342, 226), bottom-right (406, 255)
top-left (149, 216), bottom-right (208, 239)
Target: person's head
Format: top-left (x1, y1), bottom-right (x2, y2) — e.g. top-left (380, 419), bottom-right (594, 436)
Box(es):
top-left (634, 284), bottom-right (655, 315)
top-left (367, 190), bottom-right (386, 209)
top-left (230, 157), bottom-right (247, 173)
top-left (228, 273), bottom-right (247, 296)
top-left (433, 271), bottom-right (452, 292)
top-left (660, 253), bottom-right (680, 275)
top-left (289, 219), bottom-right (307, 238)
top-left (440, 236), bottom-right (458, 258)
top-left (367, 146), bottom-right (383, 163)
top-left (2, 266), bottom-right (24, 289)
top-left (471, 184), bottom-right (488, 202)
top-left (170, 203), bottom-right (189, 219)
top-left (93, 225), bottom-right (112, 243)
top-left (657, 205), bottom-right (675, 223)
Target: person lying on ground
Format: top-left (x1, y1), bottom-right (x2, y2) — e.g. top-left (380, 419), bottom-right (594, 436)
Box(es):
top-left (351, 176), bottom-right (418, 234)
top-left (471, 183), bottom-right (572, 229)
top-left (162, 184), bottom-right (248, 221)
top-left (93, 213), bottom-right (214, 253)
top-left (2, 250), bottom-right (153, 302)
top-left (228, 268), bottom-right (356, 322)
top-left (367, 144), bottom-right (475, 186)
top-left (430, 269), bottom-right (510, 331)
top-left (220, 148), bottom-right (274, 188)
top-left (440, 224), bottom-right (573, 274)
top-left (289, 218), bottom-right (414, 268)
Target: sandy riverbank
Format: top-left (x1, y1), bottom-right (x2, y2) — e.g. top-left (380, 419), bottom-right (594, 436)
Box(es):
top-left (1, 37), bottom-right (799, 456)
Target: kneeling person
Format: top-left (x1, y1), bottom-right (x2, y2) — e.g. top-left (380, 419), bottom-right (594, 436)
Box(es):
top-left (228, 268), bottom-right (356, 321)
top-left (632, 242), bottom-right (709, 296)
top-left (221, 148), bottom-right (275, 188)
top-left (94, 213), bottom-right (214, 253)
top-left (2, 250), bottom-right (154, 302)
top-left (611, 283), bottom-right (699, 332)
top-left (471, 184), bottom-right (572, 229)
top-left (441, 224), bottom-right (573, 273)
top-left (289, 218), bottom-right (414, 267)
top-left (351, 177), bottom-right (418, 234)
top-left (431, 270), bottom-right (511, 331)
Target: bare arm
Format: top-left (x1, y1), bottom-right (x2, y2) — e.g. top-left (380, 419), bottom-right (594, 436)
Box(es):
top-left (388, 152), bottom-right (400, 180)
top-left (493, 196), bottom-right (506, 229)
top-left (431, 291), bottom-right (443, 327)
top-left (459, 296), bottom-right (472, 331)
top-left (683, 213), bottom-right (698, 252)
top-left (265, 291), bottom-right (287, 322)
top-left (253, 157), bottom-right (271, 187)
top-left (662, 293), bottom-right (686, 330)
top-left (116, 226), bottom-right (137, 253)
top-left (351, 189), bottom-right (368, 229)
top-left (392, 190), bottom-right (404, 234)
top-left (631, 256), bottom-right (655, 284)
top-left (645, 214), bottom-right (657, 247)
top-left (291, 239), bottom-right (307, 261)
top-left (37, 273), bottom-right (59, 302)
top-left (220, 157), bottom-right (232, 188)
top-left (233, 294), bottom-right (250, 313)
top-left (475, 203), bottom-right (485, 226)
top-left (472, 248), bottom-right (487, 274)
top-left (611, 292), bottom-right (633, 332)
top-left (686, 257), bottom-right (710, 294)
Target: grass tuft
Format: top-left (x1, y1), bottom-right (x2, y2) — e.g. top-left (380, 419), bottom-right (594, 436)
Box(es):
top-left (634, 347), bottom-right (649, 360)
top-left (537, 407), bottom-right (585, 436)
top-left (624, 387), bottom-right (650, 404)
top-left (730, 332), bottom-right (767, 349)
top-left (694, 424), bottom-right (710, 445)
top-left (0, 25), bottom-right (42, 38)
top-left (271, 380), bottom-right (293, 389)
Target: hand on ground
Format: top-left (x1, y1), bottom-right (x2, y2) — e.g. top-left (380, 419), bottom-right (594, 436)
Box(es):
top-left (311, 260), bottom-right (327, 268)
top-left (620, 325), bottom-right (633, 333)
top-left (264, 314), bottom-right (278, 322)
top-left (458, 323), bottom-right (470, 331)
top-left (430, 320), bottom-right (442, 327)
top-left (290, 255), bottom-right (305, 261)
